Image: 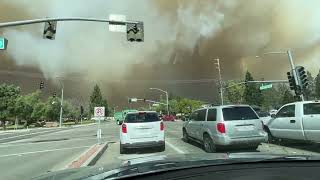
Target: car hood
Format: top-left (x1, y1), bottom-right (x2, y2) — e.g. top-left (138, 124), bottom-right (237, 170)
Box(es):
top-left (32, 152), bottom-right (320, 180)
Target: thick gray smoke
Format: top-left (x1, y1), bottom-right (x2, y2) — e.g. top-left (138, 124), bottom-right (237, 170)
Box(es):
top-left (1, 0), bottom-right (320, 104)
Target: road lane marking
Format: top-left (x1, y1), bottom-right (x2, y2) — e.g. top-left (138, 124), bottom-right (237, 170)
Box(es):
top-left (165, 140), bottom-right (185, 154)
top-left (0, 137), bottom-right (106, 148)
top-left (0, 130), bottom-right (59, 141)
top-left (0, 145), bottom-right (92, 158)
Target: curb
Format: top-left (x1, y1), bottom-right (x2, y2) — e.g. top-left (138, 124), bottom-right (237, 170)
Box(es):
top-left (66, 142), bottom-right (108, 169)
top-left (83, 142), bottom-right (108, 166)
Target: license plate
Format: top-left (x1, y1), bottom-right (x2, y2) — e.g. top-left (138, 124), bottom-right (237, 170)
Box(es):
top-left (237, 126), bottom-right (254, 131)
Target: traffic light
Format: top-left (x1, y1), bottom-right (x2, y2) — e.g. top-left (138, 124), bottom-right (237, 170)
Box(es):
top-left (143, 99), bottom-right (146, 102)
top-left (53, 91), bottom-right (57, 97)
top-left (126, 22), bottom-right (144, 42)
top-left (296, 66), bottom-right (308, 89)
top-left (128, 98), bottom-right (132, 103)
top-left (287, 72), bottom-right (296, 90)
top-left (43, 21), bottom-right (57, 40)
top-left (40, 81), bottom-right (44, 89)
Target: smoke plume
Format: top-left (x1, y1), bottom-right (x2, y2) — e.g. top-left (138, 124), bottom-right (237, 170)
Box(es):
top-left (1, 0), bottom-right (320, 104)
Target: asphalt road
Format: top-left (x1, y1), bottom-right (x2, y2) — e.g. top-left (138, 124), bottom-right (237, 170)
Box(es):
top-left (95, 121), bottom-right (320, 167)
top-left (0, 123), bottom-right (105, 180)
top-left (1, 121), bottom-right (320, 180)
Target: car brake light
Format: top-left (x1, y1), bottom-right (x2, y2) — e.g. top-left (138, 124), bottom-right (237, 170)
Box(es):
top-left (217, 123), bottom-right (226, 133)
top-left (122, 124), bottom-right (127, 133)
top-left (160, 121), bottom-right (164, 131)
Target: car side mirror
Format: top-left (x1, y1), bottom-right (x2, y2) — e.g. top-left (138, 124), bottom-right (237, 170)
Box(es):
top-left (271, 114), bottom-right (276, 119)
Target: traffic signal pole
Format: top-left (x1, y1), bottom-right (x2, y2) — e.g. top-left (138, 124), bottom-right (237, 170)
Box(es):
top-left (287, 50), bottom-right (305, 101)
top-left (0, 17), bottom-right (139, 28)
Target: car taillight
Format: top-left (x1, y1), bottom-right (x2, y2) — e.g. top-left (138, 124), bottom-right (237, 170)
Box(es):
top-left (217, 123), bottom-right (226, 133)
top-left (122, 124), bottom-right (127, 133)
top-left (160, 122), bottom-right (164, 131)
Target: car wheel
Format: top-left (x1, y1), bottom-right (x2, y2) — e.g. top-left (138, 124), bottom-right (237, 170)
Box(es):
top-left (183, 129), bottom-right (189, 143)
top-left (120, 144), bottom-right (126, 154)
top-left (203, 135), bottom-right (216, 153)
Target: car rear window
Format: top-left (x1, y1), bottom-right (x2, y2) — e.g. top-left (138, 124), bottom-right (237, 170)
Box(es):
top-left (304, 103), bottom-right (320, 115)
top-left (222, 106), bottom-right (259, 121)
top-left (125, 113), bottom-right (160, 123)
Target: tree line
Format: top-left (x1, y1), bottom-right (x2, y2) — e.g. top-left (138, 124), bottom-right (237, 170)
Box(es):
top-left (225, 70), bottom-right (320, 110)
top-left (148, 69), bottom-right (320, 115)
top-left (0, 83), bottom-right (109, 130)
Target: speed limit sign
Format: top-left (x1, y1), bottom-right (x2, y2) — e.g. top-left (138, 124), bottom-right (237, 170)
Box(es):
top-left (94, 107), bottom-right (105, 117)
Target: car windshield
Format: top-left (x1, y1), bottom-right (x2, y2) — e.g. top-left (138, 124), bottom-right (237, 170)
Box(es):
top-left (1, 0), bottom-right (320, 180)
top-left (125, 113), bottom-right (160, 123)
top-left (304, 103), bottom-right (320, 115)
top-left (223, 107), bottom-right (259, 120)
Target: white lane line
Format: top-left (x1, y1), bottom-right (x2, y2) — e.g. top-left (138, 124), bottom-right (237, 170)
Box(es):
top-left (0, 137), bottom-right (103, 148)
top-left (165, 140), bottom-right (185, 154)
top-left (0, 145), bottom-right (92, 158)
top-left (0, 130), bottom-right (58, 141)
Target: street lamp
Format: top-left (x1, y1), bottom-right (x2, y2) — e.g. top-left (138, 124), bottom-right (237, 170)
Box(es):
top-left (149, 88), bottom-right (169, 115)
top-left (256, 50), bottom-right (304, 101)
top-left (56, 77), bottom-right (64, 128)
top-left (213, 58), bottom-right (224, 105)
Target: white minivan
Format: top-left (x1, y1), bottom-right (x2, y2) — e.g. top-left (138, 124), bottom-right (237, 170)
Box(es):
top-left (119, 111), bottom-right (165, 154)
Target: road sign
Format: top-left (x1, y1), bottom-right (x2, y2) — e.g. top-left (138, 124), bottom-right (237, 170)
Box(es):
top-left (109, 14), bottom-right (126, 32)
top-left (260, 84), bottom-right (273, 90)
top-left (0, 37), bottom-right (8, 50)
top-left (130, 98), bottom-right (138, 102)
top-left (94, 107), bottom-right (105, 117)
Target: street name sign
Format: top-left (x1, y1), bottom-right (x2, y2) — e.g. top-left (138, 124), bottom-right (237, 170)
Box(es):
top-left (260, 84), bottom-right (273, 90)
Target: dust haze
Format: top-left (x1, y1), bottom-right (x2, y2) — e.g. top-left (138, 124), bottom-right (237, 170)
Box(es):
top-left (1, 0), bottom-right (320, 106)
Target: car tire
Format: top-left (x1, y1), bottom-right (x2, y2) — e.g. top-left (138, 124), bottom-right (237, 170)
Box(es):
top-left (183, 129), bottom-right (189, 143)
top-left (203, 134), bottom-right (216, 153)
top-left (120, 144), bottom-right (126, 154)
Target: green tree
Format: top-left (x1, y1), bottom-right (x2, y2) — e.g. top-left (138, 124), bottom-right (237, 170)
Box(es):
top-left (304, 71), bottom-right (316, 100)
top-left (315, 70), bottom-right (320, 99)
top-left (89, 84), bottom-right (109, 117)
top-left (243, 71), bottom-right (264, 106)
top-left (44, 97), bottom-right (61, 122)
top-left (279, 84), bottom-right (295, 105)
top-left (15, 90), bottom-right (43, 126)
top-left (31, 102), bottom-right (45, 122)
top-left (261, 87), bottom-right (281, 110)
top-left (225, 81), bottom-right (245, 104)
top-left (0, 84), bottom-right (20, 129)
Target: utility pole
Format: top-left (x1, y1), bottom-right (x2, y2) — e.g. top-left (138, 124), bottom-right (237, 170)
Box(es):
top-left (214, 58), bottom-right (224, 105)
top-left (58, 79), bottom-right (64, 128)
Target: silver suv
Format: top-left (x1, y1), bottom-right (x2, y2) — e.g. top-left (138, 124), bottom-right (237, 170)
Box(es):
top-left (183, 105), bottom-right (268, 152)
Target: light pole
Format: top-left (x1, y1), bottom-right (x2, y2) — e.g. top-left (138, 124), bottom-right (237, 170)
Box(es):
top-left (150, 88), bottom-right (169, 115)
top-left (256, 50), bottom-right (304, 101)
top-left (56, 78), bottom-right (64, 128)
top-left (213, 58), bottom-right (224, 105)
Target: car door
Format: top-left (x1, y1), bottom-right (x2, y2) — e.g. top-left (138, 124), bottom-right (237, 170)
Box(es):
top-left (268, 104), bottom-right (304, 140)
top-left (186, 111), bottom-right (199, 138)
top-left (302, 102), bottom-right (320, 142)
top-left (193, 109), bottom-right (207, 140)
top-left (204, 108), bottom-right (218, 140)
